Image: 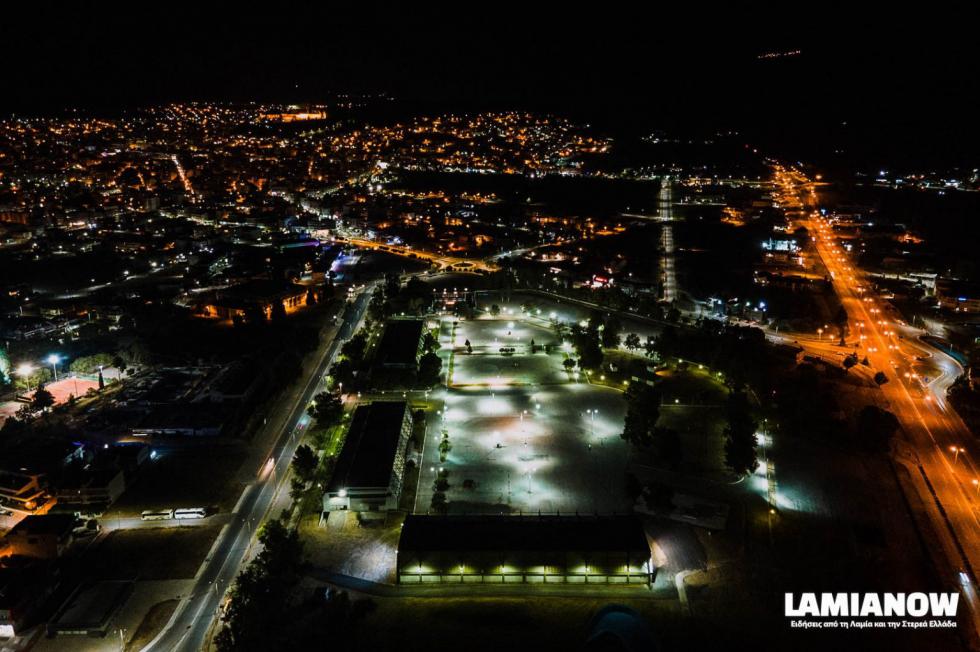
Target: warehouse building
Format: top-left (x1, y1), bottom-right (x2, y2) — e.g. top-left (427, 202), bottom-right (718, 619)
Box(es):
top-left (397, 514), bottom-right (653, 585)
top-left (375, 319), bottom-right (425, 369)
top-left (322, 401), bottom-right (412, 513)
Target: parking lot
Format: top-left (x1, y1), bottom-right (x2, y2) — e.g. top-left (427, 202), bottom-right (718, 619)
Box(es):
top-left (415, 314), bottom-right (631, 515)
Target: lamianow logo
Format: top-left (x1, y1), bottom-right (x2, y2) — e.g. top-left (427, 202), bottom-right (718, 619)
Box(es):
top-left (785, 593), bottom-right (959, 618)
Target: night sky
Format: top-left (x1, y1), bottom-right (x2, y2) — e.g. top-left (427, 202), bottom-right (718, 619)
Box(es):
top-left (3, 6), bottom-right (978, 164)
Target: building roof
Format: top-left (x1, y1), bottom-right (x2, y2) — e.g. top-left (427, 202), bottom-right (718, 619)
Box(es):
top-left (50, 580), bottom-right (133, 631)
top-left (327, 401), bottom-right (408, 493)
top-left (7, 514), bottom-right (77, 538)
top-left (375, 319), bottom-right (424, 366)
top-left (399, 515), bottom-right (649, 553)
top-left (208, 279), bottom-right (306, 308)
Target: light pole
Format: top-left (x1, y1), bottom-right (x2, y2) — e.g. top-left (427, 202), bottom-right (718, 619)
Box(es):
top-left (15, 363), bottom-right (35, 393)
top-left (973, 479), bottom-right (979, 497)
top-left (47, 354), bottom-right (60, 382)
top-left (950, 446), bottom-right (965, 466)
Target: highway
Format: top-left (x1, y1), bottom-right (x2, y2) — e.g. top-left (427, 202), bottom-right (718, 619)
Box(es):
top-left (774, 165), bottom-right (980, 639)
top-left (141, 284), bottom-right (375, 652)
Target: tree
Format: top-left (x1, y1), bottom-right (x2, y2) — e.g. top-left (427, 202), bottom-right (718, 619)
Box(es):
top-left (292, 444), bottom-right (318, 482)
top-left (290, 476), bottom-right (307, 502)
top-left (570, 324), bottom-right (603, 370)
top-left (562, 358), bottom-right (577, 371)
top-left (601, 316), bottom-right (622, 349)
top-left (69, 353), bottom-right (114, 374)
top-left (340, 333), bottom-right (368, 364)
top-left (328, 359), bottom-right (355, 388)
top-left (723, 391), bottom-right (758, 476)
top-left (422, 331), bottom-right (440, 353)
top-left (856, 405), bottom-right (900, 453)
top-left (553, 320), bottom-right (568, 341)
top-left (643, 338), bottom-right (657, 359)
top-left (368, 287), bottom-right (391, 323)
top-left (873, 371), bottom-right (889, 386)
top-left (430, 491), bottom-right (448, 514)
top-left (13, 366), bottom-right (51, 392)
top-left (31, 387), bottom-right (55, 412)
top-left (620, 383), bottom-right (661, 448)
top-left (308, 392), bottom-right (343, 426)
top-left (655, 326), bottom-right (680, 360)
top-left (624, 333), bottom-right (641, 352)
top-left (403, 276), bottom-right (432, 312)
top-left (489, 304), bottom-right (501, 317)
top-left (418, 351), bottom-right (442, 387)
top-left (15, 403), bottom-right (35, 423)
top-left (842, 353), bottom-right (858, 372)
top-left (216, 518), bottom-right (304, 651)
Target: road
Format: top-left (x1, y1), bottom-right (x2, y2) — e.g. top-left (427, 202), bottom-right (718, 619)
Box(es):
top-left (141, 284), bottom-right (375, 652)
top-left (337, 236), bottom-right (497, 273)
top-left (774, 165), bottom-right (980, 639)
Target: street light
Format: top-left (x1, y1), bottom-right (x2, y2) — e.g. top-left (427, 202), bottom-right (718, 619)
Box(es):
top-left (950, 446), bottom-right (965, 465)
top-left (586, 409), bottom-right (597, 440)
top-left (47, 354), bottom-right (61, 382)
top-left (15, 363), bottom-right (35, 392)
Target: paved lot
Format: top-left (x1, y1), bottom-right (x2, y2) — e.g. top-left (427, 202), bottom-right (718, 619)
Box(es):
top-left (415, 316), bottom-right (631, 515)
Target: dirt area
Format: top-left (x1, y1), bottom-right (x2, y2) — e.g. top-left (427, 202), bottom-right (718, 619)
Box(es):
top-left (109, 445), bottom-right (247, 516)
top-left (83, 524), bottom-right (220, 580)
top-left (126, 599), bottom-right (179, 651)
top-left (299, 511), bottom-right (402, 583)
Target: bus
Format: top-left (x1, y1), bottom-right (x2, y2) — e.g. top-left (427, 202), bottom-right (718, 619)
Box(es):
top-left (141, 509), bottom-right (174, 521)
top-left (174, 507), bottom-right (207, 520)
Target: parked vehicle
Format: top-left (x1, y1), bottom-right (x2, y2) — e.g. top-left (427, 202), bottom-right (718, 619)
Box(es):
top-left (141, 509), bottom-right (174, 521)
top-left (173, 507), bottom-right (207, 520)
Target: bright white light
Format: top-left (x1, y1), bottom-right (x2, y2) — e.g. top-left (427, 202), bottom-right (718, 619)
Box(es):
top-left (47, 354), bottom-right (60, 365)
top-left (15, 363), bottom-right (35, 377)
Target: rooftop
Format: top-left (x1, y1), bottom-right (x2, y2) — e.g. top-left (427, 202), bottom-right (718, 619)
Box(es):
top-left (375, 319), bottom-right (424, 367)
top-left (399, 514), bottom-right (649, 553)
top-left (7, 514), bottom-right (77, 538)
top-left (327, 401), bottom-right (408, 493)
